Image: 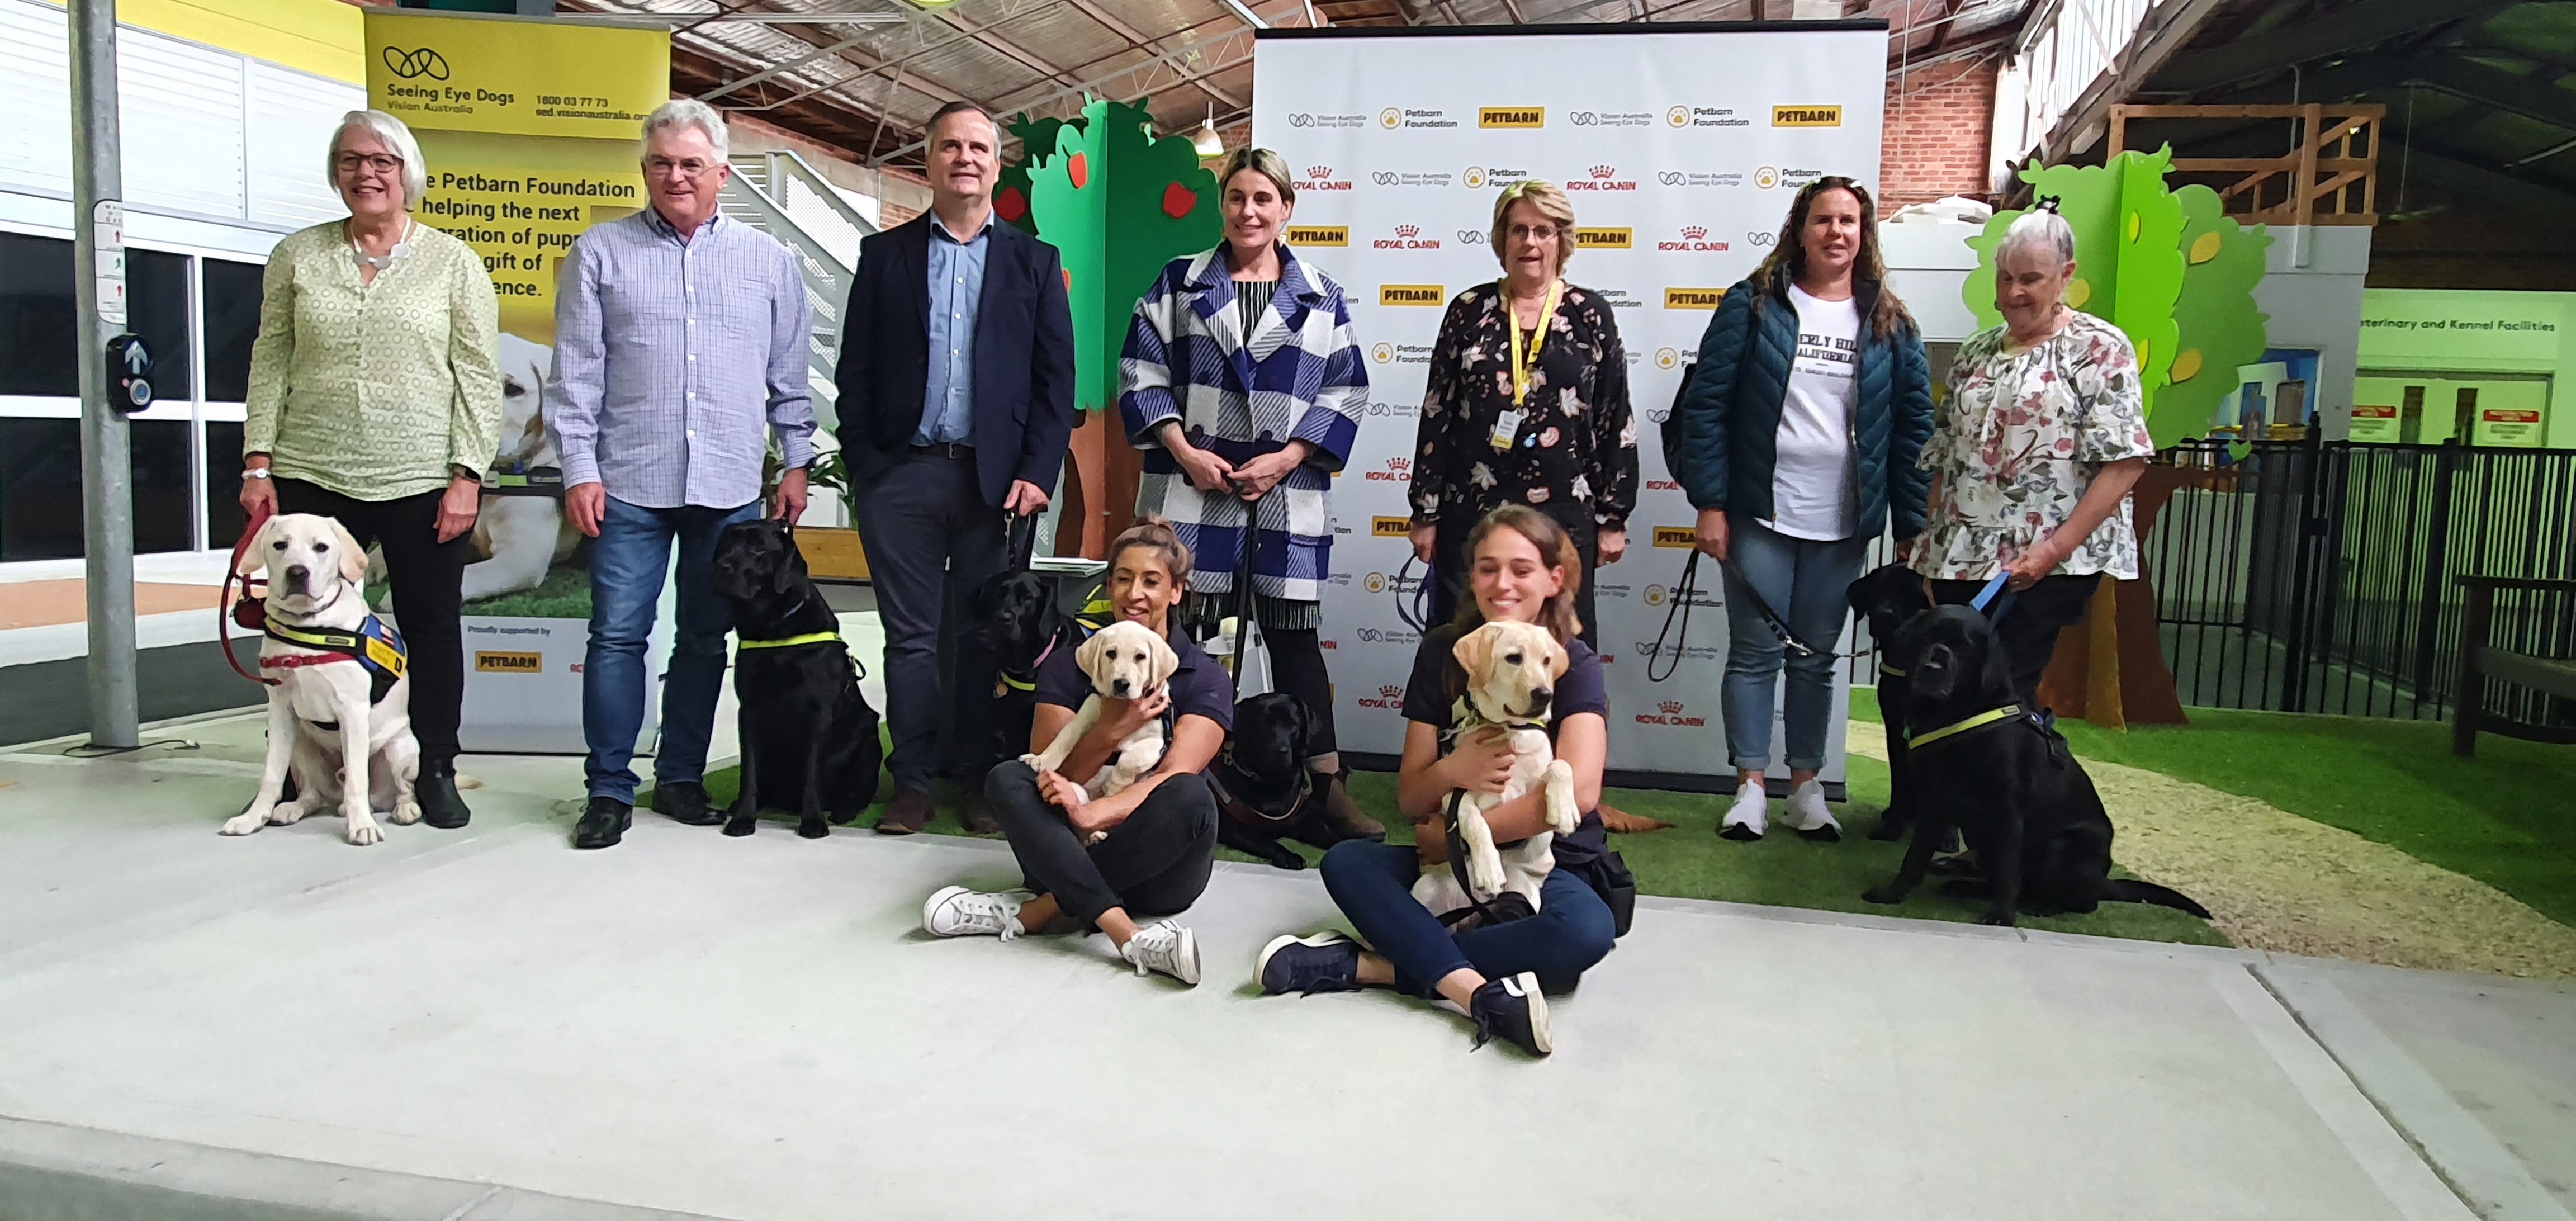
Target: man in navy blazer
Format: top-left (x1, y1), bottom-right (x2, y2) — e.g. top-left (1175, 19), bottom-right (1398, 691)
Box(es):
top-left (835, 101), bottom-right (1076, 834)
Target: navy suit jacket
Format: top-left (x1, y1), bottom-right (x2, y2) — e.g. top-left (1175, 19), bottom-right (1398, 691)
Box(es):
top-left (834, 212), bottom-right (1077, 509)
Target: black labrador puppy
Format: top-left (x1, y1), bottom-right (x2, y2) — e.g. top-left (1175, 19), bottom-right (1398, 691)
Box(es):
top-left (708, 519), bottom-right (883, 839)
top-left (970, 569), bottom-right (1066, 774)
top-left (1210, 693), bottom-right (1363, 870)
top-left (1847, 563), bottom-right (1934, 843)
top-left (1862, 605), bottom-right (2209, 926)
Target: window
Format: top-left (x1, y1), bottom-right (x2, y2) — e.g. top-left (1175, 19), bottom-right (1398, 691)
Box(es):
top-left (131, 419), bottom-right (194, 553)
top-left (0, 233), bottom-right (77, 397)
top-left (0, 418), bottom-right (197, 559)
top-left (203, 258), bottom-right (264, 403)
top-left (129, 248), bottom-right (192, 402)
top-left (205, 419), bottom-right (247, 546)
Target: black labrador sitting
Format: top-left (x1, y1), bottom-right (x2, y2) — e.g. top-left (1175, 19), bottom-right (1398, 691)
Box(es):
top-left (708, 519), bottom-right (883, 839)
top-left (1848, 563), bottom-right (1934, 843)
top-left (970, 568), bottom-right (1067, 777)
top-left (1862, 605), bottom-right (2209, 926)
top-left (1209, 693), bottom-right (1366, 870)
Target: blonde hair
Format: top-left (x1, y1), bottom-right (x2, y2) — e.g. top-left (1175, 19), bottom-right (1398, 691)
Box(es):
top-left (1219, 148), bottom-right (1295, 207)
top-left (1488, 179), bottom-right (1577, 271)
top-left (1110, 515), bottom-right (1194, 581)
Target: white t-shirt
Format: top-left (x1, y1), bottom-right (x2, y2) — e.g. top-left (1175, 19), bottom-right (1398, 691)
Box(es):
top-left (1764, 284), bottom-right (1862, 542)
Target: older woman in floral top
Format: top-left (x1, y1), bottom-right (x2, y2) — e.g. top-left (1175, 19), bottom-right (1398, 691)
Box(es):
top-left (1409, 179), bottom-right (1638, 643)
top-left (1909, 206), bottom-right (2153, 712)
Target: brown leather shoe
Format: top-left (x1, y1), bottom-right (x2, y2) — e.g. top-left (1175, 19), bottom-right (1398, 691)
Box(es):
top-left (959, 788), bottom-right (1001, 835)
top-left (1317, 772), bottom-right (1385, 842)
top-left (877, 787), bottom-right (934, 835)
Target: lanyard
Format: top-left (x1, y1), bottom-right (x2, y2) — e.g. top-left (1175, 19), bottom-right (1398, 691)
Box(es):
top-left (1503, 277), bottom-right (1562, 408)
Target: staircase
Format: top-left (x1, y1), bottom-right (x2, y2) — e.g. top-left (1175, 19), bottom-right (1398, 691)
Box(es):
top-left (718, 149), bottom-right (879, 432)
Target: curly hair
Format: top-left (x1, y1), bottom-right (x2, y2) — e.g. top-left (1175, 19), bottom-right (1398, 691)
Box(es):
top-left (1746, 176), bottom-right (1914, 340)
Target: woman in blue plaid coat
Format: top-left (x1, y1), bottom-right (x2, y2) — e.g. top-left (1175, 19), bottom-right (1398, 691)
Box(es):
top-left (1119, 147), bottom-right (1380, 841)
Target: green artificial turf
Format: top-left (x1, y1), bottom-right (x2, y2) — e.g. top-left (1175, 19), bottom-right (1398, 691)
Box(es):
top-left (461, 565), bottom-right (591, 619)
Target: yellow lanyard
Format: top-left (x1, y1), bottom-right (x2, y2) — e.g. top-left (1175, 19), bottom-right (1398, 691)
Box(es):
top-left (1504, 278), bottom-right (1562, 408)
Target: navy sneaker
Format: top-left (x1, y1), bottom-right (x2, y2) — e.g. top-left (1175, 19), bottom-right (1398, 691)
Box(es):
top-left (1469, 972), bottom-right (1552, 1056)
top-left (1256, 931), bottom-right (1362, 995)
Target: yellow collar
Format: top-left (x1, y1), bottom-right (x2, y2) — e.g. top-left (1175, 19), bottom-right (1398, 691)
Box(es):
top-left (1906, 703), bottom-right (2020, 749)
top-left (738, 630), bottom-right (841, 651)
top-left (1877, 663), bottom-right (1907, 677)
top-left (999, 672), bottom-right (1038, 692)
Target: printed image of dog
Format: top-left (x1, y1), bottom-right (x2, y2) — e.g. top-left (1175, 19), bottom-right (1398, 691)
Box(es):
top-left (1414, 620), bottom-right (1581, 917)
top-left (459, 333), bottom-right (580, 603)
top-left (220, 513), bottom-right (421, 846)
top-left (708, 519), bottom-right (883, 837)
top-left (1211, 692), bottom-right (1366, 870)
top-left (1021, 619), bottom-right (1177, 810)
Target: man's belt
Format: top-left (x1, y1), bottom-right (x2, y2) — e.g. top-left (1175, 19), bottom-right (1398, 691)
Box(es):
top-left (908, 442), bottom-right (974, 460)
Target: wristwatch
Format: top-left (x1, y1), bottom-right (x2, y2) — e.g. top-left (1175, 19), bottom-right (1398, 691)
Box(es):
top-left (242, 468), bottom-right (271, 481)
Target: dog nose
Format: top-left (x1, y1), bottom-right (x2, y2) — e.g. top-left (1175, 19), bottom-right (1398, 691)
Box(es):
top-left (285, 564), bottom-right (310, 588)
top-left (1112, 678), bottom-right (1131, 696)
top-left (1526, 688), bottom-right (1552, 716)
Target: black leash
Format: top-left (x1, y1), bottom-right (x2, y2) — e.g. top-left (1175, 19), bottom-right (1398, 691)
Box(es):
top-left (1225, 484), bottom-right (1271, 684)
top-left (1394, 552), bottom-right (1439, 635)
top-left (1646, 550), bottom-right (1699, 683)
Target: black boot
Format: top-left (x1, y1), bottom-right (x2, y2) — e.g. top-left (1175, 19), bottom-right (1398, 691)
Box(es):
top-left (417, 757), bottom-right (472, 830)
top-left (1318, 771), bottom-right (1385, 842)
top-left (574, 797), bottom-right (632, 849)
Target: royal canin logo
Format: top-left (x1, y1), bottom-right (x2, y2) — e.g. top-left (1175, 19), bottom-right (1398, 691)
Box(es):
top-left (1372, 223), bottom-right (1442, 250)
top-left (1635, 698), bottom-right (1709, 727)
top-left (1646, 478), bottom-right (1680, 491)
top-left (1658, 224), bottom-right (1730, 253)
top-left (1357, 683), bottom-right (1407, 711)
top-left (1295, 165), bottom-right (1354, 191)
top-left (1364, 456), bottom-right (1412, 482)
top-left (1568, 164), bottom-right (1637, 192)
top-left (1322, 639), bottom-right (1337, 649)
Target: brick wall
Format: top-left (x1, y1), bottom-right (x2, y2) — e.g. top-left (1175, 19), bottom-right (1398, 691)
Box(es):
top-left (1881, 57), bottom-right (2000, 209)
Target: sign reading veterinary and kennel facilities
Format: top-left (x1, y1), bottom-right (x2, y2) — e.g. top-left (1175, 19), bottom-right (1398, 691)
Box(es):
top-left (1252, 22), bottom-right (1886, 786)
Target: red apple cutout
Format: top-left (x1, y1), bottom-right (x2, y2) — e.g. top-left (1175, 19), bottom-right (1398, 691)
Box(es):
top-left (1067, 152), bottom-right (1090, 190)
top-left (995, 186), bottom-right (1028, 223)
top-left (1161, 181), bottom-right (1197, 219)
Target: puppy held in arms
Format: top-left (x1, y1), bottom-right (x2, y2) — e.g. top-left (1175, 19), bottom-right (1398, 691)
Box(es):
top-left (222, 513), bottom-right (422, 846)
top-left (1415, 620), bottom-right (1581, 920)
top-left (1021, 620), bottom-right (1178, 827)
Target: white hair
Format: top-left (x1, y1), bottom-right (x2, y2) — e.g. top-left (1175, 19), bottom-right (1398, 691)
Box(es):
top-left (330, 110), bottom-right (428, 208)
top-left (642, 98), bottom-right (730, 161)
top-left (1996, 207), bottom-right (2077, 267)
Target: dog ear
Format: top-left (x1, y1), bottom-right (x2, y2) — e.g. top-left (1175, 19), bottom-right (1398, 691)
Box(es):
top-left (1074, 626), bottom-right (1110, 678)
top-left (1148, 632), bottom-right (1180, 689)
top-left (329, 519), bottom-right (369, 585)
top-left (1543, 632), bottom-right (1570, 682)
top-left (1451, 625), bottom-right (1494, 685)
top-left (236, 517), bottom-right (280, 578)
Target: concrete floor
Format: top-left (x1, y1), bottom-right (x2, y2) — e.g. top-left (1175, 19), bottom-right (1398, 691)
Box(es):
top-left (2, 708), bottom-right (2570, 1220)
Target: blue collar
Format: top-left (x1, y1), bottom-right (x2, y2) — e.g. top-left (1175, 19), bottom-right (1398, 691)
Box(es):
top-left (929, 210), bottom-right (997, 246)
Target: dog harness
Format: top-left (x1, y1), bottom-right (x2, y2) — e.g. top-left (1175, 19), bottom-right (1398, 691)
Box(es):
top-left (1209, 750), bottom-right (1314, 824)
top-left (737, 630), bottom-right (842, 652)
top-left (1905, 703), bottom-right (2023, 750)
top-left (262, 614), bottom-right (408, 708)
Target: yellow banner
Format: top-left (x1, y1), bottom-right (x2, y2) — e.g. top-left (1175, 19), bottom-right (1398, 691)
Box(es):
top-left (366, 11), bottom-right (668, 141)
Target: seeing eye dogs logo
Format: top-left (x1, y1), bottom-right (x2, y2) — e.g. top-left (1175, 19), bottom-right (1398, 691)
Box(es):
top-left (383, 45), bottom-right (450, 81)
top-left (1749, 230), bottom-right (1777, 246)
top-left (1457, 228), bottom-right (1488, 245)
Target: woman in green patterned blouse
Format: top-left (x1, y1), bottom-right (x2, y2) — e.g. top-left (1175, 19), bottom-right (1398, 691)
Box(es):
top-left (240, 108), bottom-right (503, 831)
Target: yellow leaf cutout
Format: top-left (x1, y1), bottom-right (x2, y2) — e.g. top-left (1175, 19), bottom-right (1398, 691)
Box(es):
top-left (2127, 211), bottom-right (2141, 242)
top-left (2189, 230), bottom-right (2223, 264)
top-left (2138, 338), bottom-right (2152, 369)
top-left (2171, 349), bottom-right (2204, 382)
top-left (2067, 278), bottom-right (2092, 309)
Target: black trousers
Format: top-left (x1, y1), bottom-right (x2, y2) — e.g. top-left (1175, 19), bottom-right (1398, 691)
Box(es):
top-left (984, 760), bottom-right (1216, 924)
top-left (851, 449), bottom-right (1008, 791)
top-left (274, 478), bottom-right (471, 761)
top-left (1258, 626), bottom-right (1339, 762)
top-left (1927, 574), bottom-right (2103, 715)
top-left (1429, 501), bottom-right (1599, 647)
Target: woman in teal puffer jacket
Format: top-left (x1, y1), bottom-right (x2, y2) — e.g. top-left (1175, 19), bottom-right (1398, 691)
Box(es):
top-left (1670, 176), bottom-right (1933, 842)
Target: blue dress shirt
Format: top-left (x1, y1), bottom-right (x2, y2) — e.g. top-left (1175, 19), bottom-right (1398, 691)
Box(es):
top-left (917, 213), bottom-right (992, 446)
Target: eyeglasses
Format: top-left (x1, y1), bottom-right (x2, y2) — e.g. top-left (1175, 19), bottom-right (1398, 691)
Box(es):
top-left (646, 156), bottom-right (721, 180)
top-left (335, 153), bottom-right (403, 176)
top-left (1506, 224), bottom-right (1561, 242)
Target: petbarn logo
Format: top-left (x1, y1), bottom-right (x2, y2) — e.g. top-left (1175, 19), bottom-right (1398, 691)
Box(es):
top-left (1635, 698), bottom-right (1710, 727)
top-left (1384, 107), bottom-right (1457, 130)
top-left (1295, 165), bottom-right (1353, 192)
top-left (476, 650), bottom-right (542, 673)
top-left (1573, 227), bottom-right (1633, 250)
top-left (1772, 105), bottom-right (1843, 127)
top-left (1381, 283), bottom-right (1445, 306)
top-left (1371, 342), bottom-right (1395, 364)
top-left (1659, 171), bottom-right (1747, 188)
top-left (1669, 105), bottom-right (1749, 129)
top-left (1364, 457), bottom-right (1412, 482)
top-left (1358, 683), bottom-right (1407, 711)
top-left (1374, 223), bottom-right (1442, 250)
top-left (1664, 287), bottom-right (1725, 309)
top-left (1657, 225), bottom-right (1730, 253)
top-left (1287, 225), bottom-right (1349, 247)
top-left (1289, 112), bottom-right (1368, 130)
top-left (1371, 515), bottom-right (1415, 537)
top-left (1652, 526), bottom-right (1697, 548)
top-left (1478, 106), bottom-right (1545, 128)
top-left (1567, 165), bottom-right (1637, 192)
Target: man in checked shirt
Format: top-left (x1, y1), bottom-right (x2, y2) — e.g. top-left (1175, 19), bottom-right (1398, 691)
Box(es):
top-left (548, 100), bottom-right (816, 850)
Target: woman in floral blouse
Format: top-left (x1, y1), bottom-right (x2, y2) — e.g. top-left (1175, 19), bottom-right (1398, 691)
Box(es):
top-left (1409, 179), bottom-right (1637, 643)
top-left (1908, 204), bottom-right (2154, 712)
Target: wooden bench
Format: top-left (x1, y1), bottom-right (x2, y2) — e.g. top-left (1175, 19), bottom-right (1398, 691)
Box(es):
top-left (2452, 575), bottom-right (2576, 757)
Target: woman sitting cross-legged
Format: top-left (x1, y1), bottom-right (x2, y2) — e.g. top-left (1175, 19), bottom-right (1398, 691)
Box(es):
top-left (1255, 505), bottom-right (1617, 1056)
top-left (921, 518), bottom-right (1233, 985)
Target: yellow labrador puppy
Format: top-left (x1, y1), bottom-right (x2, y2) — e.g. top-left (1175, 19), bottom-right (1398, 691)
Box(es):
top-left (221, 513), bottom-right (422, 846)
top-left (1021, 619), bottom-right (1179, 803)
top-left (1415, 619), bottom-right (1581, 915)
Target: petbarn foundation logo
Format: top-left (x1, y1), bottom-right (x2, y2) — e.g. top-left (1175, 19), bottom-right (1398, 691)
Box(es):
top-left (1358, 683), bottom-right (1407, 711)
top-left (1380, 283), bottom-right (1445, 306)
top-left (1288, 112), bottom-right (1368, 130)
top-left (1363, 456), bottom-right (1412, 483)
top-left (1573, 227), bottom-right (1632, 250)
top-left (1294, 165), bottom-right (1353, 192)
top-left (1651, 526), bottom-right (1698, 548)
top-left (1756, 166), bottom-right (1827, 190)
top-left (1657, 225), bottom-right (1730, 253)
top-left (1668, 105), bottom-right (1750, 129)
top-left (1658, 171), bottom-right (1747, 188)
top-left (1652, 347), bottom-right (1691, 370)
top-left (1379, 107), bottom-right (1401, 129)
top-left (1755, 166), bottom-right (1781, 189)
top-left (1478, 106), bottom-right (1545, 129)
top-left (1641, 582), bottom-right (1722, 609)
top-left (1373, 223), bottom-right (1442, 251)
top-left (1664, 287), bottom-right (1725, 310)
top-left (1371, 515), bottom-right (1416, 537)
top-left (1569, 109), bottom-right (1652, 128)
top-left (1384, 107), bottom-right (1457, 130)
top-left (1464, 165), bottom-right (1534, 191)
top-left (1635, 698), bottom-right (1710, 727)
top-left (1371, 169), bottom-right (1457, 188)
top-left (1362, 569), bottom-right (1425, 595)
top-left (476, 650), bottom-right (542, 673)
top-left (1376, 342), bottom-right (1434, 365)
top-left (1772, 105), bottom-right (1843, 127)
top-left (1287, 224), bottom-right (1349, 247)
top-left (1566, 165), bottom-right (1637, 192)
top-left (1370, 342), bottom-right (1395, 364)
top-left (1590, 286), bottom-right (1647, 311)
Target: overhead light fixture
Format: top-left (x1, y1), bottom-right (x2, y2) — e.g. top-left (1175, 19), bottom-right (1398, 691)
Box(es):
top-left (1191, 103), bottom-right (1225, 157)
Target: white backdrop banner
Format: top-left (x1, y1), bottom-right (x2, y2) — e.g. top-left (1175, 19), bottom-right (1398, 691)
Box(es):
top-left (1251, 23), bottom-right (1886, 785)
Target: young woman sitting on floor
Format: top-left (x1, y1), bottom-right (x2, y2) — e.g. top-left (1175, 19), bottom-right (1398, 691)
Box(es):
top-left (920, 518), bottom-right (1233, 985)
top-left (1254, 504), bottom-right (1618, 1054)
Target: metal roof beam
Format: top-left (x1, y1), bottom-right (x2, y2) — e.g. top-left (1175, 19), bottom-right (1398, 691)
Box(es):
top-left (2411, 55), bottom-right (2576, 134)
top-left (2398, 141), bottom-right (2576, 216)
top-left (1059, 0), bottom-right (1247, 110)
top-left (874, 23), bottom-right (1262, 165)
top-left (2149, 0), bottom-right (2516, 94)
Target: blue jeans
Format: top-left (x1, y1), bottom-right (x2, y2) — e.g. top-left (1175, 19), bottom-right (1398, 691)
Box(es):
top-left (583, 495), bottom-right (765, 803)
top-left (1720, 513), bottom-right (1869, 773)
top-left (1318, 840), bottom-right (1616, 997)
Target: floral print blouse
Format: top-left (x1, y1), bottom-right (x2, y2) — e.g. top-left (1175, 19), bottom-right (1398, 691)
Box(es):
top-left (1909, 309), bottom-right (2156, 581)
top-left (1411, 282), bottom-right (1638, 531)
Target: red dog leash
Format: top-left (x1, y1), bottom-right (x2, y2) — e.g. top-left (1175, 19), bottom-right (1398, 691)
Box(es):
top-left (221, 503), bottom-right (279, 687)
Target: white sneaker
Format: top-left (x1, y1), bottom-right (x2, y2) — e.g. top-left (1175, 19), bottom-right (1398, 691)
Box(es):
top-left (1784, 779), bottom-right (1841, 841)
top-left (1120, 920), bottom-right (1201, 985)
top-left (922, 886), bottom-right (1028, 940)
top-left (1719, 783), bottom-right (1768, 841)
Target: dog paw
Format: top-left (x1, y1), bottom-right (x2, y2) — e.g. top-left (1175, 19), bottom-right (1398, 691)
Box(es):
top-left (389, 801), bottom-right (423, 826)
top-left (268, 800), bottom-right (309, 826)
top-left (1018, 753), bottom-right (1047, 772)
top-left (1976, 911), bottom-right (2018, 927)
top-left (796, 817), bottom-right (828, 840)
top-left (219, 812), bottom-right (266, 836)
top-left (722, 816), bottom-right (756, 837)
top-left (1868, 818), bottom-right (1906, 842)
top-left (1467, 855), bottom-right (1507, 901)
top-left (346, 820), bottom-right (384, 846)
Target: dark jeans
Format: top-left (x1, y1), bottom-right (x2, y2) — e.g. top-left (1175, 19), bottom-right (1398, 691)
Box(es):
top-left (1261, 626), bottom-right (1339, 763)
top-left (583, 495), bottom-right (765, 804)
top-left (275, 479), bottom-right (470, 761)
top-left (854, 449), bottom-right (1008, 791)
top-left (1319, 840), bottom-right (1616, 997)
top-left (984, 761), bottom-right (1216, 924)
top-left (1430, 501), bottom-right (1599, 647)
top-left (1927, 573), bottom-right (2103, 714)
